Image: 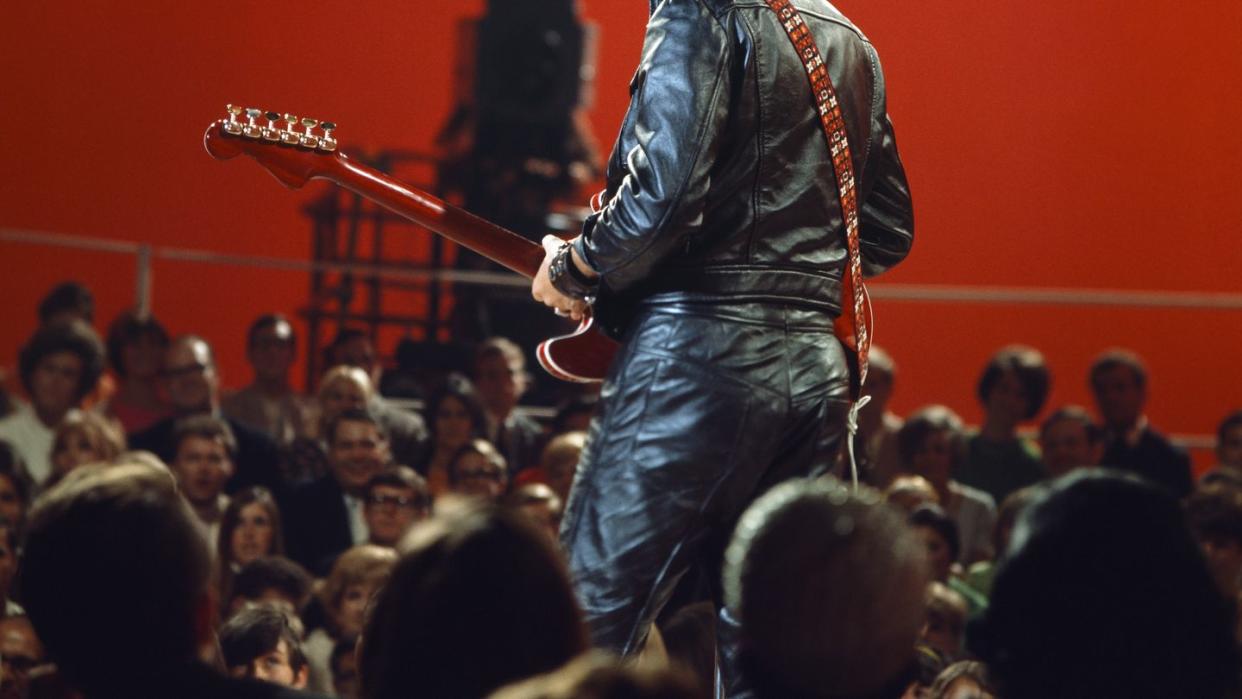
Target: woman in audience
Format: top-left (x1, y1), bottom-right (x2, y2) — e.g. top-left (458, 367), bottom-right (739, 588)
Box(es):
top-left (305, 544), bottom-right (397, 693)
top-left (46, 409), bottom-right (125, 488)
top-left (898, 406), bottom-right (996, 564)
top-left (416, 375), bottom-right (489, 496)
top-left (0, 320), bottom-right (106, 484)
top-left (101, 309), bottom-right (171, 435)
top-left (358, 501), bottom-right (587, 699)
top-left (955, 346), bottom-right (1049, 506)
top-left (216, 486), bottom-right (285, 598)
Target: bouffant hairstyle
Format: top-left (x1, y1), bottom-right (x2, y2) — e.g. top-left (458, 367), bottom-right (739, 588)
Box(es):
top-left (18, 319), bottom-right (105, 403)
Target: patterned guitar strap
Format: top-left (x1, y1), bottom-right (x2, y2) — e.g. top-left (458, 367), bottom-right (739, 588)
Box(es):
top-left (765, 0), bottom-right (873, 487)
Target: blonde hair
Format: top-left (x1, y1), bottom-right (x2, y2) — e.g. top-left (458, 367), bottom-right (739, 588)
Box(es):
top-left (317, 365), bottom-right (374, 401)
top-left (541, 431), bottom-right (586, 472)
top-left (318, 544), bottom-right (397, 623)
top-left (49, 410), bottom-right (125, 485)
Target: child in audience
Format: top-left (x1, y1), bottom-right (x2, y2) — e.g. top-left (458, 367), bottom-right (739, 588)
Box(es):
top-left (219, 604), bottom-right (310, 689)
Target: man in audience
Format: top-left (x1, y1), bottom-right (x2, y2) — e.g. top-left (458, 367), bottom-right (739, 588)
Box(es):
top-left (326, 328), bottom-right (428, 467)
top-left (1088, 349), bottom-right (1192, 497)
top-left (224, 314), bottom-right (312, 447)
top-left (327, 328), bottom-right (382, 389)
top-left (956, 346), bottom-right (1049, 505)
top-left (130, 335), bottom-right (284, 497)
top-left (723, 478), bottom-right (928, 699)
top-left (970, 471), bottom-right (1238, 698)
top-left (856, 346), bottom-right (904, 488)
top-left (220, 605), bottom-right (311, 689)
top-left (363, 466), bottom-right (431, 548)
top-left (170, 415), bottom-right (237, 544)
top-left (474, 337), bottom-right (544, 475)
top-left (285, 408), bottom-right (392, 574)
top-left (448, 438), bottom-right (509, 503)
top-left (1037, 405), bottom-right (1104, 478)
top-left (19, 461), bottom-right (325, 698)
top-left (228, 556), bottom-right (314, 618)
top-left (0, 319), bottom-right (105, 483)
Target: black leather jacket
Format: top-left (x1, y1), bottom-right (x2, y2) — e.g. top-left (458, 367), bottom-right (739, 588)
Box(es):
top-left (575, 0), bottom-right (914, 336)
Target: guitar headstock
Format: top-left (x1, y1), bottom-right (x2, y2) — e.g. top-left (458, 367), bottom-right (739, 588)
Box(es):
top-left (203, 104), bottom-right (340, 189)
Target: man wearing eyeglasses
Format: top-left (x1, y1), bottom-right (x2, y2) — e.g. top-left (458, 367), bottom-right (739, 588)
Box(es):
top-left (363, 466), bottom-right (431, 548)
top-left (129, 335), bottom-right (284, 499)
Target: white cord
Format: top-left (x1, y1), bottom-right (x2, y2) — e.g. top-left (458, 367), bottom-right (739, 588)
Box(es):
top-left (844, 393), bottom-right (871, 491)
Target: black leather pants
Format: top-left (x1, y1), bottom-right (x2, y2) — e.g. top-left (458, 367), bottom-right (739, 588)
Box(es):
top-left (559, 301), bottom-right (851, 698)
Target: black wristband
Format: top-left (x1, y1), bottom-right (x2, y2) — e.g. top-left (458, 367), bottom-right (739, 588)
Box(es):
top-left (548, 244), bottom-right (598, 301)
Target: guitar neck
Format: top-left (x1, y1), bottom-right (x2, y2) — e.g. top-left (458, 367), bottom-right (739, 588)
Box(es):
top-left (326, 156), bottom-right (546, 278)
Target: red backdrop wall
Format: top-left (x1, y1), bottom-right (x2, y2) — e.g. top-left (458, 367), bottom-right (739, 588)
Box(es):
top-left (2, 1), bottom-right (1240, 467)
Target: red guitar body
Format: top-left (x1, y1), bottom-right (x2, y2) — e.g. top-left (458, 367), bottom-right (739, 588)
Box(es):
top-left (203, 110), bottom-right (617, 383)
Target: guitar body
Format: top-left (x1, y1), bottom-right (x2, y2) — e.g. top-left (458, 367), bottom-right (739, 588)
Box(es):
top-left (203, 108), bottom-right (618, 382)
top-left (537, 316), bottom-right (618, 383)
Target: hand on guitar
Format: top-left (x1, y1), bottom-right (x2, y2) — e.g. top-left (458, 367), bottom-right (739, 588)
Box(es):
top-left (533, 235), bottom-right (594, 322)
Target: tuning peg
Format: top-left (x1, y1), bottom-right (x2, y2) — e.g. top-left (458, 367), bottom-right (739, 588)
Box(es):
top-left (298, 117), bottom-right (320, 149)
top-left (224, 104), bottom-right (244, 136)
top-left (280, 113), bottom-right (301, 145)
top-left (261, 111), bottom-right (281, 141)
top-left (242, 108), bottom-right (264, 138)
top-left (318, 121), bottom-right (337, 152)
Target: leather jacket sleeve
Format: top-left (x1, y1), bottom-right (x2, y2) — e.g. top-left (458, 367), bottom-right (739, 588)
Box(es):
top-left (574, 1), bottom-right (732, 292)
top-left (857, 43), bottom-right (914, 278)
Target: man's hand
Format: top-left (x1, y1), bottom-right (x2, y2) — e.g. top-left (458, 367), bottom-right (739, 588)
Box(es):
top-left (532, 235), bottom-right (590, 322)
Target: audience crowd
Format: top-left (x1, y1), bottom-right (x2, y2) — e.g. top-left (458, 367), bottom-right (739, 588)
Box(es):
top-left (0, 280), bottom-right (1238, 698)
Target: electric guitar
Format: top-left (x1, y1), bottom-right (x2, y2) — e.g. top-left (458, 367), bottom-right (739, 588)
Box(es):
top-left (203, 105), bottom-right (617, 383)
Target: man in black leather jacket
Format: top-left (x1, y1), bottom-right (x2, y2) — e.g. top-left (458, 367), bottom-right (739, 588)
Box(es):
top-left (532, 1), bottom-right (913, 695)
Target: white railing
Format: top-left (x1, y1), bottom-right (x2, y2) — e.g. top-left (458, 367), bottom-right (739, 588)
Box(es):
top-left (3, 226), bottom-right (1233, 453)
